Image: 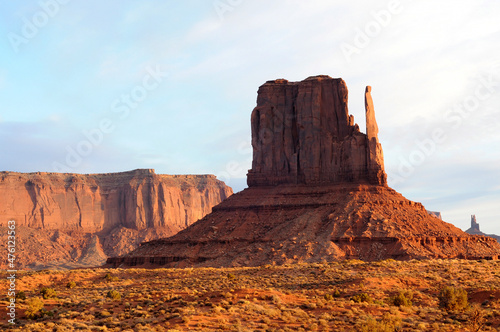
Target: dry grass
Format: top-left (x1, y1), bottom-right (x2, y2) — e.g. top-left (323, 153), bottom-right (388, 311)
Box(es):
top-left (1, 259), bottom-right (500, 331)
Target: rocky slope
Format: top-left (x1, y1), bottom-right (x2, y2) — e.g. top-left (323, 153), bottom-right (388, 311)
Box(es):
top-left (108, 184), bottom-right (500, 268)
top-left (107, 76), bottom-right (500, 268)
top-left (0, 169), bottom-right (232, 269)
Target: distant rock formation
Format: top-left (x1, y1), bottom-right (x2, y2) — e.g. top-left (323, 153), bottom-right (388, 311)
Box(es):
top-left (0, 169), bottom-right (232, 269)
top-left (427, 210), bottom-right (442, 220)
top-left (466, 215), bottom-right (500, 243)
top-left (107, 76), bottom-right (500, 268)
top-left (247, 77), bottom-right (386, 187)
top-left (470, 215), bottom-right (480, 232)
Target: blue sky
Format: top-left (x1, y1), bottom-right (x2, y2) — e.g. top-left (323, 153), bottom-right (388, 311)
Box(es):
top-left (1, 1), bottom-right (499, 234)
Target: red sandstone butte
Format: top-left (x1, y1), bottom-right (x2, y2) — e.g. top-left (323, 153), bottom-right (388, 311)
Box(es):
top-left (107, 76), bottom-right (500, 268)
top-left (0, 169), bottom-right (232, 269)
top-left (248, 76), bottom-right (386, 187)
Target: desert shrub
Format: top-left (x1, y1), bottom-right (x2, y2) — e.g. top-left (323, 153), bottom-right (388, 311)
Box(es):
top-left (107, 290), bottom-right (122, 300)
top-left (265, 294), bottom-right (282, 305)
top-left (40, 287), bottom-right (57, 299)
top-left (66, 281), bottom-right (76, 288)
top-left (325, 289), bottom-right (341, 301)
top-left (100, 310), bottom-right (112, 317)
top-left (300, 302), bottom-right (317, 310)
top-left (16, 291), bottom-right (26, 300)
top-left (352, 293), bottom-right (372, 303)
top-left (358, 313), bottom-right (401, 332)
top-left (25, 297), bottom-right (44, 319)
top-left (345, 259), bottom-right (365, 266)
top-left (438, 286), bottom-right (468, 311)
top-left (391, 290), bottom-right (413, 307)
top-left (104, 273), bottom-right (119, 282)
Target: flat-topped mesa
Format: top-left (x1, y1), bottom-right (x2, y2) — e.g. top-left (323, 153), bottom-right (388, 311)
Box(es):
top-left (0, 169), bottom-right (233, 269)
top-left (247, 76), bottom-right (387, 187)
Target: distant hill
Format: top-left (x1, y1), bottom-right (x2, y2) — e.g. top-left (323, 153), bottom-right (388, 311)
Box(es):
top-left (466, 215), bottom-right (500, 243)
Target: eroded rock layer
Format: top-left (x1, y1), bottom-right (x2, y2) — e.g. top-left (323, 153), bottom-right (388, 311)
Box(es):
top-left (0, 169), bottom-right (232, 269)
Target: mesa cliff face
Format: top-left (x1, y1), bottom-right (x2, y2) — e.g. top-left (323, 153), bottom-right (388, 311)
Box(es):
top-left (0, 169), bottom-right (232, 269)
top-left (107, 76), bottom-right (500, 268)
top-left (248, 76), bottom-right (386, 187)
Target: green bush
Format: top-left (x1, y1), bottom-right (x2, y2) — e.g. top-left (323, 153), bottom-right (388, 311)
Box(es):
top-left (25, 297), bottom-right (44, 319)
top-left (106, 290), bottom-right (122, 300)
top-left (66, 281), bottom-right (76, 289)
top-left (438, 286), bottom-right (468, 311)
top-left (104, 273), bottom-right (119, 282)
top-left (16, 291), bottom-right (26, 300)
top-left (351, 293), bottom-right (372, 303)
top-left (391, 290), bottom-right (413, 307)
top-left (359, 313), bottom-right (401, 332)
top-left (40, 287), bottom-right (57, 299)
